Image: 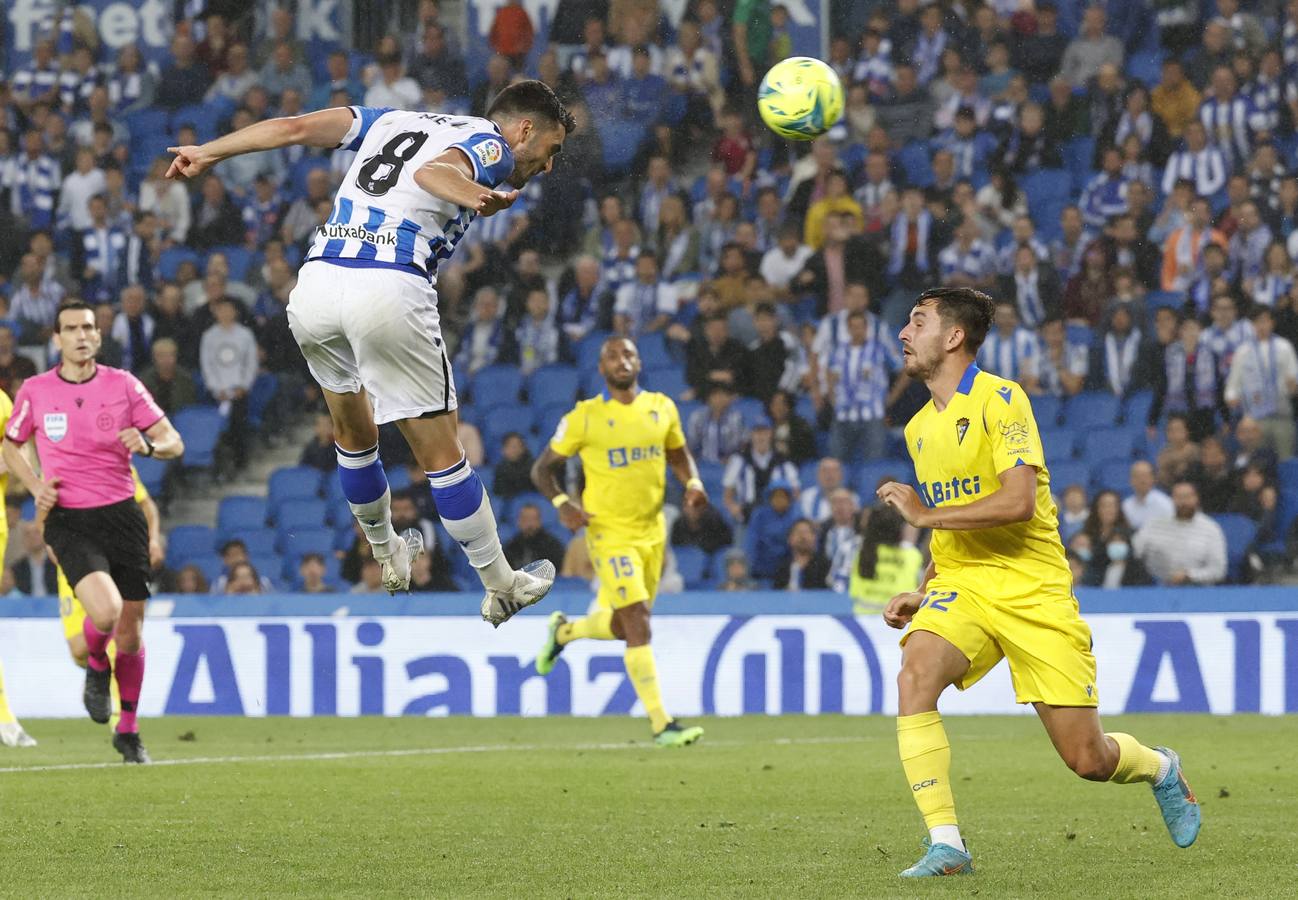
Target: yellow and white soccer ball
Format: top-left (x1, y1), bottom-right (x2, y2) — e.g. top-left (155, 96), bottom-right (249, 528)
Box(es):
top-left (757, 56), bottom-right (845, 141)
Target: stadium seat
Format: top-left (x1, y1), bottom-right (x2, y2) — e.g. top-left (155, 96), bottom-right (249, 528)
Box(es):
top-left (212, 245), bottom-right (254, 281)
top-left (217, 496), bottom-right (269, 535)
top-left (234, 528), bottom-right (278, 555)
top-left (733, 396), bottom-right (766, 424)
top-left (173, 406), bottom-right (226, 469)
top-left (159, 247), bottom-right (201, 281)
top-left (637, 332), bottom-right (674, 371)
top-left (1064, 136), bottom-right (1096, 193)
top-left (471, 365), bottom-right (523, 409)
top-left (581, 366), bottom-right (609, 397)
top-left (856, 459), bottom-right (911, 495)
top-left (1091, 459), bottom-right (1134, 495)
top-left (896, 142), bottom-right (934, 188)
top-left (674, 546), bottom-right (710, 589)
top-left (505, 492), bottom-right (561, 534)
top-left (268, 466), bottom-right (323, 511)
top-left (576, 331), bottom-right (611, 371)
top-left (599, 120), bottom-right (647, 175)
top-left (552, 576), bottom-right (592, 593)
top-left (644, 367), bottom-right (688, 400)
top-left (1050, 460), bottom-right (1090, 492)
top-left (1031, 395), bottom-right (1063, 428)
top-left (281, 528), bottom-right (336, 564)
top-left (246, 372), bottom-right (279, 432)
top-left (1213, 514), bottom-right (1258, 583)
top-left (248, 554), bottom-right (283, 588)
top-left (188, 555), bottom-right (226, 586)
top-left (166, 525), bottom-right (216, 567)
top-left (1066, 392), bottom-right (1121, 429)
top-left (1278, 458), bottom-right (1298, 491)
top-left (286, 553), bottom-right (343, 588)
top-left (169, 102), bottom-right (223, 141)
top-left (527, 364), bottom-right (580, 410)
top-left (277, 499), bottom-right (330, 536)
top-left (1122, 391), bottom-right (1154, 427)
top-left (1082, 427), bottom-right (1137, 464)
top-left (536, 405), bottom-right (568, 443)
top-left (133, 455), bottom-right (169, 497)
top-left (1146, 291), bottom-right (1185, 313)
top-left (482, 407), bottom-right (536, 458)
top-left (1040, 428), bottom-right (1077, 462)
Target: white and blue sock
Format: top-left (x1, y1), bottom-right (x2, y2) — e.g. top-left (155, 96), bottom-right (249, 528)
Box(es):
top-left (337, 443), bottom-right (398, 555)
top-left (427, 455), bottom-right (513, 591)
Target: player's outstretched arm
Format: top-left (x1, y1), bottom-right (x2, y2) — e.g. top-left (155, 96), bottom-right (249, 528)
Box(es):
top-left (666, 445), bottom-right (708, 510)
top-left (877, 465), bottom-right (1037, 531)
top-left (414, 150), bottom-right (518, 216)
top-left (531, 444), bottom-right (591, 531)
top-left (167, 107), bottom-right (356, 179)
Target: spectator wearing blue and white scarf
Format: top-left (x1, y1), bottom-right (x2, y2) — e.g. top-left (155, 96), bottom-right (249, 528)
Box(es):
top-left (1037, 318), bottom-right (1090, 397)
top-left (613, 253), bottom-right (678, 338)
top-left (938, 219), bottom-right (996, 291)
top-left (6, 132), bottom-right (60, 231)
top-left (820, 488), bottom-right (861, 594)
top-left (977, 300), bottom-right (1041, 393)
top-left (80, 196), bottom-right (128, 303)
top-left (1079, 147), bottom-right (1131, 229)
top-left (1228, 203), bottom-right (1272, 285)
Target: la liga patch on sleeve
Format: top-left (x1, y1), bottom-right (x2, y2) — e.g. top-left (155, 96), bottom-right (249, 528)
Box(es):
top-left (472, 138), bottom-right (504, 168)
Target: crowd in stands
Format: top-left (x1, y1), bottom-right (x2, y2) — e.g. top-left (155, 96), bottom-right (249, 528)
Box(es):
top-left (1, 0), bottom-right (1297, 599)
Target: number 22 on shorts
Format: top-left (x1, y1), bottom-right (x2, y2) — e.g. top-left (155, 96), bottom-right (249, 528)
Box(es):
top-left (919, 590), bottom-right (957, 612)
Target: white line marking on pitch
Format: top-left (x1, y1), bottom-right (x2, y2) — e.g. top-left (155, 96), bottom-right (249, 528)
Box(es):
top-left (0, 734), bottom-right (869, 775)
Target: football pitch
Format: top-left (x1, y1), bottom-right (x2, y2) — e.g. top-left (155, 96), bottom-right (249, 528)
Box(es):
top-left (0, 715), bottom-right (1289, 898)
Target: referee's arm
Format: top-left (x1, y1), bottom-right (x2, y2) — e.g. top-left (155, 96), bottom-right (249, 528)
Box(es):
top-left (118, 417), bottom-right (185, 461)
top-left (2, 436), bottom-right (55, 514)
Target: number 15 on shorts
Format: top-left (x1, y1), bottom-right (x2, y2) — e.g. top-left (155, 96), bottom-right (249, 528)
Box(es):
top-left (607, 555), bottom-right (634, 578)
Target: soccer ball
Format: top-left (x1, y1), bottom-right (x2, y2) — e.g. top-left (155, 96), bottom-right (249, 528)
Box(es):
top-left (757, 56), bottom-right (845, 141)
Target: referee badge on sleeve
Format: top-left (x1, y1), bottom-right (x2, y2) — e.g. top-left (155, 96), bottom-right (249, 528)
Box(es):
top-left (44, 412), bottom-right (68, 443)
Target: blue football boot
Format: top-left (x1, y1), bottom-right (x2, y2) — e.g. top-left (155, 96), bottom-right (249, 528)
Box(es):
top-left (899, 838), bottom-right (974, 877)
top-left (1152, 747), bottom-right (1201, 848)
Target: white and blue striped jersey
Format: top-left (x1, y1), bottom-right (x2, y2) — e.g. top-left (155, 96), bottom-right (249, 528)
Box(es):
top-left (977, 327), bottom-right (1040, 385)
top-left (306, 106), bottom-right (515, 281)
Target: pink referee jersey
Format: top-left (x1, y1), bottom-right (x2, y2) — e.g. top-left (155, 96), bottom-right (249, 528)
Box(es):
top-left (5, 365), bottom-right (166, 509)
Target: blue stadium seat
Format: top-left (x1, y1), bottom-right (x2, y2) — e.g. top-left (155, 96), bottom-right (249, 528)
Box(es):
top-left (286, 553), bottom-right (343, 588)
top-left (281, 528), bottom-right (336, 564)
top-left (1049, 460), bottom-right (1090, 492)
top-left (1277, 486), bottom-right (1298, 539)
top-left (856, 459), bottom-right (911, 495)
top-left (482, 407), bottom-right (536, 457)
top-left (386, 466), bottom-right (412, 492)
top-left (1066, 392), bottom-right (1121, 429)
top-left (1125, 50), bottom-right (1164, 85)
top-left (165, 525), bottom-right (216, 567)
top-left (697, 460), bottom-right (726, 498)
top-left (471, 365), bottom-right (523, 409)
top-left (1146, 291), bottom-right (1185, 313)
top-left (1022, 168), bottom-right (1072, 202)
top-left (268, 466), bottom-right (323, 511)
top-left (674, 546), bottom-right (710, 589)
top-left (527, 364), bottom-right (580, 410)
top-left (277, 499), bottom-right (330, 536)
top-left (553, 576), bottom-right (592, 593)
top-left (133, 455), bottom-right (169, 496)
top-left (798, 461), bottom-right (820, 491)
top-left (505, 492), bottom-right (562, 534)
top-left (1064, 136), bottom-right (1096, 193)
top-left (576, 331), bottom-right (611, 371)
top-left (1213, 514), bottom-right (1257, 583)
top-left (1040, 428), bottom-right (1077, 462)
top-left (188, 555), bottom-right (226, 586)
top-left (248, 554), bottom-right (283, 589)
top-left (159, 247), bottom-right (201, 281)
top-left (1278, 458), bottom-right (1298, 491)
top-left (536, 405), bottom-right (568, 443)
top-left (212, 245), bottom-right (254, 281)
top-left (335, 523), bottom-right (356, 552)
top-left (896, 142), bottom-right (934, 188)
top-left (1031, 395), bottom-right (1063, 428)
top-left (234, 528), bottom-right (278, 555)
top-left (324, 474), bottom-right (347, 506)
top-left (246, 372), bottom-right (279, 431)
top-left (326, 498), bottom-right (352, 528)
top-left (581, 366), bottom-right (608, 397)
top-left (1122, 391), bottom-right (1154, 427)
top-left (637, 332), bottom-right (674, 370)
top-left (1082, 426), bottom-right (1137, 464)
top-left (733, 396), bottom-right (766, 424)
top-left (173, 406), bottom-right (226, 469)
top-left (169, 102), bottom-right (223, 141)
top-left (644, 367), bottom-right (688, 399)
top-left (217, 496), bottom-right (268, 535)
top-left (599, 120), bottom-right (647, 175)
top-left (676, 399), bottom-right (703, 429)
top-left (1091, 459), bottom-right (1134, 495)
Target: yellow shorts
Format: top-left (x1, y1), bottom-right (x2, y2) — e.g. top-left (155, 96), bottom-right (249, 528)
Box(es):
top-left (587, 528), bottom-right (665, 610)
top-left (900, 576), bottom-right (1098, 707)
top-left (57, 567), bottom-right (84, 642)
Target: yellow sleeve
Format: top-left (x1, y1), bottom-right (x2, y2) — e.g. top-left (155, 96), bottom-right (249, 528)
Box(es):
top-left (663, 397), bottom-right (686, 451)
top-left (130, 465), bottom-right (150, 504)
top-left (550, 403), bottom-right (588, 457)
top-left (984, 382), bottom-right (1047, 475)
top-left (0, 389), bottom-right (13, 433)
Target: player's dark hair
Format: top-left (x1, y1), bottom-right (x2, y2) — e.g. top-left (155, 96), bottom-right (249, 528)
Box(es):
top-left (858, 504), bottom-right (904, 580)
top-left (55, 300), bottom-right (95, 330)
top-left (488, 80), bottom-right (576, 134)
top-left (914, 287), bottom-right (996, 355)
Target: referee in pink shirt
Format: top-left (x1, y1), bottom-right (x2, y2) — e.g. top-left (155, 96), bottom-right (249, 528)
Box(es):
top-left (2, 302), bottom-right (184, 764)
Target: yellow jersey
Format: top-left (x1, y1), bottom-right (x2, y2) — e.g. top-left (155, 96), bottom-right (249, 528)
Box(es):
top-left (550, 389), bottom-right (686, 538)
top-left (0, 389), bottom-right (11, 539)
top-left (904, 362), bottom-right (1071, 599)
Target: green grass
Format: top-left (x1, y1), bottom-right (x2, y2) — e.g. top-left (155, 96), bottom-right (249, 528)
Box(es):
top-left (0, 715), bottom-right (1290, 898)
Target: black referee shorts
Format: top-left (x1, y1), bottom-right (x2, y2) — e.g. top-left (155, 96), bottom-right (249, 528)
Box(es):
top-left (44, 499), bottom-right (151, 601)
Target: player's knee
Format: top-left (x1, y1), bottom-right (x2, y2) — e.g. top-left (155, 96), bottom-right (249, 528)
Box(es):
top-left (69, 647), bottom-right (88, 668)
top-left (1064, 745), bottom-right (1114, 781)
top-left (896, 659), bottom-right (946, 703)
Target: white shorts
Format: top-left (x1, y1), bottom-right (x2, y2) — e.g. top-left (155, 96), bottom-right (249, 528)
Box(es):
top-left (288, 261), bottom-right (458, 425)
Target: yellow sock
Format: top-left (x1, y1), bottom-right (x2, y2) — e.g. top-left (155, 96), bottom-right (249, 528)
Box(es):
top-left (108, 639), bottom-right (121, 732)
top-left (898, 711), bottom-right (958, 829)
top-left (1106, 732), bottom-right (1164, 784)
top-left (624, 644), bottom-right (670, 733)
top-left (558, 609), bottom-right (615, 645)
top-left (0, 658), bottom-right (15, 725)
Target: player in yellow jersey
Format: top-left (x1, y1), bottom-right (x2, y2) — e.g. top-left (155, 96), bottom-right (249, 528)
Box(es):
top-left (0, 387), bottom-right (37, 748)
top-left (56, 466), bottom-right (164, 729)
top-left (530, 336), bottom-right (709, 747)
top-left (875, 288), bottom-right (1200, 877)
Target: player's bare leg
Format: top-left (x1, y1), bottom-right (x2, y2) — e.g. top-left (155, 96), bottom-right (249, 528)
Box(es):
top-left (323, 388), bottom-right (422, 593)
top-left (895, 630), bottom-right (975, 876)
top-left (73, 572), bottom-right (123, 725)
top-left (1035, 703), bottom-right (1200, 846)
top-left (397, 412), bottom-right (553, 626)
